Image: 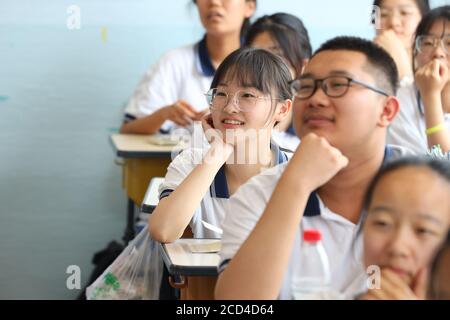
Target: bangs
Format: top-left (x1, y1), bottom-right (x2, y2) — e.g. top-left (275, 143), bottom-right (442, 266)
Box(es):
top-left (211, 48), bottom-right (292, 100)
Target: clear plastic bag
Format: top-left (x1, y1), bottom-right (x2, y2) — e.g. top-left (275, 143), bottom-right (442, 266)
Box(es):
top-left (86, 226), bottom-right (163, 300)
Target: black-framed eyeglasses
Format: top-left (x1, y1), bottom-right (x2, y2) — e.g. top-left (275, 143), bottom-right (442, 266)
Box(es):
top-left (415, 35), bottom-right (450, 55)
top-left (205, 88), bottom-right (280, 112)
top-left (290, 76), bottom-right (389, 100)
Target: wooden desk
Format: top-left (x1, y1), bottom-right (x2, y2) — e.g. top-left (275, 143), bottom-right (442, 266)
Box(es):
top-left (160, 239), bottom-right (220, 300)
top-left (141, 177), bottom-right (165, 214)
top-left (110, 134), bottom-right (183, 242)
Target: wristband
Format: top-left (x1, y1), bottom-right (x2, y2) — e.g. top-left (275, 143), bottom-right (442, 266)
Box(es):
top-left (426, 124), bottom-right (446, 136)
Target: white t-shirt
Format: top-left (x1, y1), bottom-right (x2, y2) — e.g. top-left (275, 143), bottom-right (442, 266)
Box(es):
top-left (387, 84), bottom-right (450, 155)
top-left (158, 144), bottom-right (290, 239)
top-left (219, 145), bottom-right (414, 300)
top-left (272, 130), bottom-right (300, 152)
top-left (124, 38), bottom-right (215, 132)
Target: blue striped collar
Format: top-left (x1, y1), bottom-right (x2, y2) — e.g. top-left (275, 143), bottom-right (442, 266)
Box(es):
top-left (195, 36), bottom-right (215, 77)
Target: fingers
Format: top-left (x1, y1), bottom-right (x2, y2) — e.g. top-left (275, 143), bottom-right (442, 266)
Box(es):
top-left (194, 108), bottom-right (210, 121)
top-left (438, 60), bottom-right (449, 80)
top-left (177, 100), bottom-right (197, 113)
top-left (378, 269), bottom-right (418, 300)
top-left (173, 101), bottom-right (198, 119)
top-left (411, 268), bottom-right (428, 300)
top-left (171, 115), bottom-right (191, 126)
top-left (201, 113), bottom-right (214, 131)
top-left (177, 100), bottom-right (200, 118)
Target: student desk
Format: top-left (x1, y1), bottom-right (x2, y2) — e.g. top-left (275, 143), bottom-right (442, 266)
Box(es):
top-left (160, 239), bottom-right (220, 300)
top-left (110, 134), bottom-right (182, 242)
top-left (141, 177), bottom-right (165, 214)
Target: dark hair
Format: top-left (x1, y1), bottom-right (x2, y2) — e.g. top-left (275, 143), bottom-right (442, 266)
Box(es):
top-left (356, 157), bottom-right (450, 237)
top-left (373, 0), bottom-right (430, 16)
top-left (314, 36), bottom-right (399, 95)
top-left (244, 13), bottom-right (312, 78)
top-left (192, 0), bottom-right (257, 37)
top-left (429, 231), bottom-right (450, 299)
top-left (364, 157), bottom-right (450, 211)
top-left (210, 47), bottom-right (292, 101)
top-left (413, 6), bottom-right (450, 60)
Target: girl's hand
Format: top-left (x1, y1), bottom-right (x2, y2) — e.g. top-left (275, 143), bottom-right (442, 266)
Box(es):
top-left (193, 108), bottom-right (210, 121)
top-left (415, 59), bottom-right (449, 97)
top-left (162, 100), bottom-right (201, 126)
top-left (374, 30), bottom-right (412, 79)
top-left (359, 268), bottom-right (428, 300)
top-left (290, 133), bottom-right (349, 193)
top-left (201, 114), bottom-right (233, 159)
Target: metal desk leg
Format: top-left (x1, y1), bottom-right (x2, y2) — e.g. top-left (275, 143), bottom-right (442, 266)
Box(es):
top-left (123, 198), bottom-right (135, 243)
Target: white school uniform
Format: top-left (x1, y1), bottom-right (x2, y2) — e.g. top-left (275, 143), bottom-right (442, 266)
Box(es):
top-left (387, 84), bottom-right (450, 155)
top-left (123, 37), bottom-right (215, 132)
top-left (219, 145), bottom-right (414, 300)
top-left (158, 143), bottom-right (290, 239)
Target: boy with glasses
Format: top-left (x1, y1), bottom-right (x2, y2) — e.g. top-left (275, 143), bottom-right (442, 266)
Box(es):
top-left (215, 36), bottom-right (414, 300)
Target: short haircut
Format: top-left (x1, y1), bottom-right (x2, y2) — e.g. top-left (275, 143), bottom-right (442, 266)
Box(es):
top-left (313, 36), bottom-right (399, 96)
top-left (373, 0), bottom-right (430, 16)
top-left (245, 13), bottom-right (312, 77)
top-left (210, 47), bottom-right (292, 101)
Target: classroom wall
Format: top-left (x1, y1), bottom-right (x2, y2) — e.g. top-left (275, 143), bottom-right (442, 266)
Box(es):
top-left (0, 0), bottom-right (446, 300)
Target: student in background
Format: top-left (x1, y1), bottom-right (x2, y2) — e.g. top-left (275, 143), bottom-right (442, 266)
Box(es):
top-left (215, 37), bottom-right (413, 300)
top-left (373, 0), bottom-right (429, 84)
top-left (245, 13), bottom-right (312, 151)
top-left (359, 158), bottom-right (450, 300)
top-left (149, 48), bottom-right (292, 243)
top-left (120, 0), bottom-right (256, 135)
top-left (429, 231), bottom-right (450, 300)
top-left (387, 6), bottom-right (450, 154)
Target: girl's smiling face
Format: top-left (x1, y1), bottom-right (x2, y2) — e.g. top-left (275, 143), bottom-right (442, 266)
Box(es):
top-left (209, 79), bottom-right (289, 145)
top-left (364, 166), bottom-right (450, 286)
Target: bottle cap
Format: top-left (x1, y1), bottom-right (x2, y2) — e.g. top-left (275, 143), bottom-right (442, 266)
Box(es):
top-left (303, 229), bottom-right (322, 243)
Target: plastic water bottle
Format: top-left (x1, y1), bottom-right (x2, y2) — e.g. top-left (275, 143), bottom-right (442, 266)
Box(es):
top-left (291, 229), bottom-right (333, 300)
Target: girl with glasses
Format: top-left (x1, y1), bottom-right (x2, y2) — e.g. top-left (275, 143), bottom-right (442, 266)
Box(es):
top-left (120, 0), bottom-right (256, 135)
top-left (387, 6), bottom-right (450, 154)
top-left (149, 48), bottom-right (292, 243)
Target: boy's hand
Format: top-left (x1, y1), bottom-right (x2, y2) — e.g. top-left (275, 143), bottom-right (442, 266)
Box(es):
top-left (290, 133), bottom-right (348, 192)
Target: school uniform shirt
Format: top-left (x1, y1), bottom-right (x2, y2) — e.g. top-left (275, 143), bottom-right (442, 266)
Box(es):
top-left (123, 36), bottom-right (215, 132)
top-left (219, 145), bottom-right (414, 300)
top-left (387, 83), bottom-right (450, 155)
top-left (272, 127), bottom-right (300, 153)
top-left (158, 143), bottom-right (290, 239)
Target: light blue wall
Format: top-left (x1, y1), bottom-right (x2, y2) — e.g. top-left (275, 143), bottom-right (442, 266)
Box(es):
top-left (0, 0), bottom-right (447, 299)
